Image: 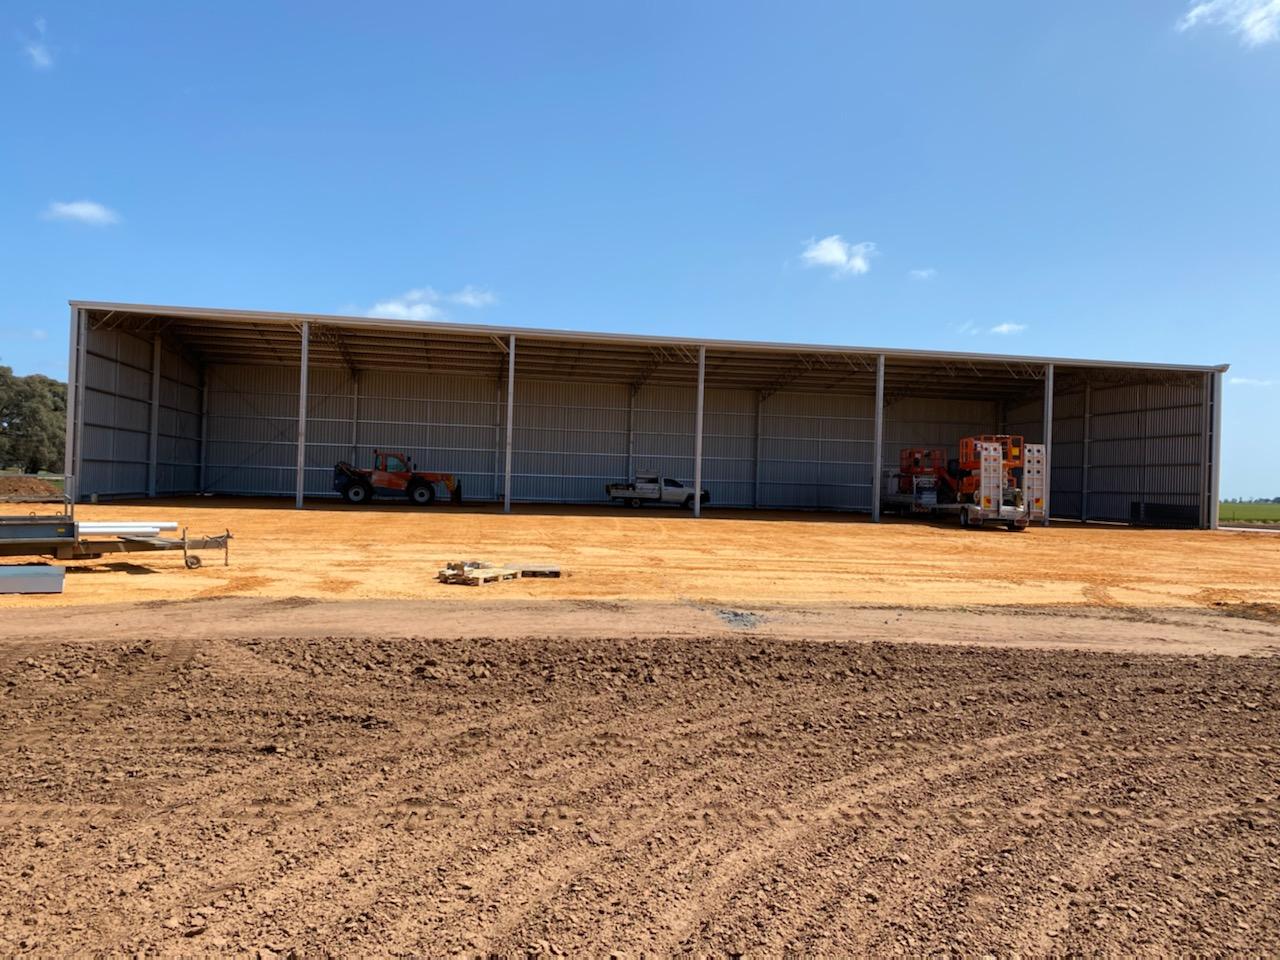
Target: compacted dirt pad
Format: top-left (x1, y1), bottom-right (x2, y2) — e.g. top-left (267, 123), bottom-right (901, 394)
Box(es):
top-left (9, 497), bottom-right (1280, 610)
top-left (2, 632), bottom-right (1277, 956)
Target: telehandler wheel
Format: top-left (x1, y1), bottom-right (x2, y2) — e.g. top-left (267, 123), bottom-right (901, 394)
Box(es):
top-left (408, 482), bottom-right (436, 506)
top-left (343, 482), bottom-right (372, 504)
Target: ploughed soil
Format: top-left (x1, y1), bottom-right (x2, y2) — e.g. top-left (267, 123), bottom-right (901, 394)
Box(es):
top-left (2, 625), bottom-right (1278, 956)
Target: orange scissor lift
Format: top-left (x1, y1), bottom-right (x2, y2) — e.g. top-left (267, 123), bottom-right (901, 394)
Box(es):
top-left (884, 434), bottom-right (1046, 530)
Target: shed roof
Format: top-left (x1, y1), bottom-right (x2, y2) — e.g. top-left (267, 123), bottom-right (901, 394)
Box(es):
top-left (71, 300), bottom-right (1226, 401)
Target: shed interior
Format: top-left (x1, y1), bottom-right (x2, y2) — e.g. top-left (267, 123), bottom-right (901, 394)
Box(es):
top-left (68, 303), bottom-right (1223, 527)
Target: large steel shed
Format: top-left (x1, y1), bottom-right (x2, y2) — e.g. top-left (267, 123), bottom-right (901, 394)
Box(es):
top-left (63, 301), bottom-right (1227, 528)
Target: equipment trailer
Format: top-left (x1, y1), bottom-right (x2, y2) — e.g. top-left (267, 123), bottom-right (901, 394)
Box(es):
top-left (882, 436), bottom-right (1045, 531)
top-left (0, 476), bottom-right (231, 594)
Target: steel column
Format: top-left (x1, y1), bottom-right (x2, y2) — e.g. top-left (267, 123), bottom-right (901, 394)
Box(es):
top-left (147, 335), bottom-right (161, 497)
top-left (1210, 370), bottom-right (1222, 529)
top-left (753, 391), bottom-right (763, 509)
top-left (1080, 381), bottom-right (1091, 522)
top-left (871, 354), bottom-right (885, 521)
top-left (1042, 363), bottom-right (1054, 525)
top-left (63, 306), bottom-right (79, 495)
top-left (503, 334), bottom-right (515, 513)
top-left (295, 321), bottom-right (309, 509)
top-left (693, 344), bottom-right (706, 518)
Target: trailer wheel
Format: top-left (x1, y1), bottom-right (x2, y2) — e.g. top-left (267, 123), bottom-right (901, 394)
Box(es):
top-left (959, 508), bottom-right (970, 528)
top-left (343, 482), bottom-right (372, 504)
top-left (1008, 520), bottom-right (1026, 532)
top-left (184, 555), bottom-right (202, 569)
top-left (408, 482), bottom-right (435, 506)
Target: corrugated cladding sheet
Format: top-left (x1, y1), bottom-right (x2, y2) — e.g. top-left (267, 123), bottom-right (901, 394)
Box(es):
top-left (702, 388), bottom-right (756, 508)
top-left (80, 331), bottom-right (1212, 525)
top-left (156, 343), bottom-right (201, 493)
top-left (204, 364), bottom-right (301, 495)
top-left (352, 370), bottom-right (498, 501)
top-left (80, 327), bottom-right (151, 497)
top-left (883, 397), bottom-right (999, 490)
top-left (1049, 389), bottom-right (1084, 519)
top-left (1004, 394), bottom-right (1044, 443)
top-left (1081, 379), bottom-right (1206, 524)
top-left (630, 384), bottom-right (757, 507)
top-left (632, 383), bottom-right (696, 498)
top-left (760, 390), bottom-right (874, 510)
top-left (512, 379), bottom-right (629, 502)
top-left (204, 365), bottom-right (501, 498)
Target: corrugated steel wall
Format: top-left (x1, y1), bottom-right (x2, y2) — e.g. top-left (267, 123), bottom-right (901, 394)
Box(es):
top-left (1079, 380), bottom-right (1206, 524)
top-left (1046, 390), bottom-right (1084, 519)
top-left (204, 365), bottom-right (501, 498)
top-left (79, 327), bottom-right (152, 496)
top-left (1004, 378), bottom-right (1208, 524)
top-left (759, 391), bottom-right (875, 509)
top-left (203, 364), bottom-right (302, 495)
top-left (883, 397), bottom-right (999, 491)
top-left (157, 345), bottom-right (201, 493)
top-left (512, 379), bottom-right (628, 502)
top-left (78, 347), bottom-right (1213, 525)
top-left (702, 388), bottom-right (757, 507)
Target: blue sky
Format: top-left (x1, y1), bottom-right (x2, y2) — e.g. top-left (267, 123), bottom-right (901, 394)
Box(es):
top-left (2, 2), bottom-right (1277, 496)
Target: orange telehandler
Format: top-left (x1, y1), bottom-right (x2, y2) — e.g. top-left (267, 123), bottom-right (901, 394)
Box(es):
top-left (332, 450), bottom-right (463, 506)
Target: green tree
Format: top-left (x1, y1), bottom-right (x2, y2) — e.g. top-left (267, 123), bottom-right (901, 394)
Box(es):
top-left (0, 365), bottom-right (66, 473)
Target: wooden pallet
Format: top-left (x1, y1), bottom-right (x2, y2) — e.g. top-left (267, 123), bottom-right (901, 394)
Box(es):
top-left (438, 561), bottom-right (520, 586)
top-left (438, 560), bottom-right (561, 586)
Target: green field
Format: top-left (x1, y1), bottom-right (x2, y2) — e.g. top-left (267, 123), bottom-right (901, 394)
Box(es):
top-left (1219, 502), bottom-right (1280, 523)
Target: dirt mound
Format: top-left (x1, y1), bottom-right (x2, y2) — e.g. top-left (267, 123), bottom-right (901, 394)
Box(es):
top-left (0, 476), bottom-right (61, 499)
top-left (1, 631), bottom-right (1276, 955)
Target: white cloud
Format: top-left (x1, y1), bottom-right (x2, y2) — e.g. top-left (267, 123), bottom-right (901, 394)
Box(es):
top-left (800, 235), bottom-right (877, 276)
top-left (1229, 376), bottom-right (1274, 386)
top-left (447, 285), bottom-right (497, 308)
top-left (367, 290), bottom-right (444, 322)
top-left (1178, 0), bottom-right (1280, 46)
top-left (909, 268), bottom-right (937, 281)
top-left (989, 322), bottom-right (1027, 335)
top-left (365, 285), bottom-right (497, 322)
top-left (22, 18), bottom-right (52, 69)
top-left (42, 200), bottom-right (119, 225)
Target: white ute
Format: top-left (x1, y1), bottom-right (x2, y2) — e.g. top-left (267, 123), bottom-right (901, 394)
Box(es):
top-left (606, 473), bottom-right (710, 509)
